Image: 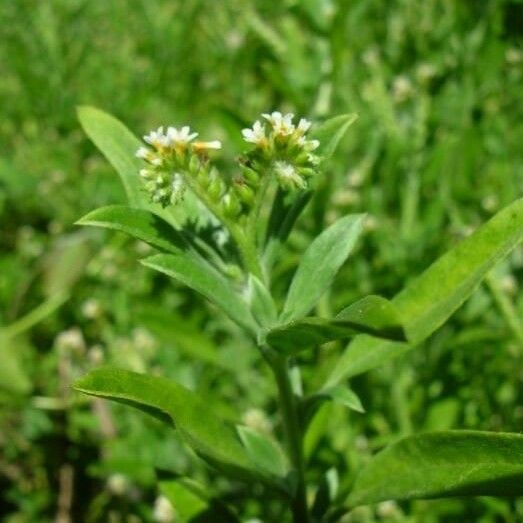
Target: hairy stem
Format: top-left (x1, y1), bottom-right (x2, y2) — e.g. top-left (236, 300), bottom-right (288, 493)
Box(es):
top-left (230, 224), bottom-right (264, 281)
top-left (268, 350), bottom-right (309, 522)
top-left (184, 175), bottom-right (264, 279)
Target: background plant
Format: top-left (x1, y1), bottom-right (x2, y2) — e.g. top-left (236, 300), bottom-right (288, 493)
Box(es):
top-left (1, 0), bottom-right (522, 521)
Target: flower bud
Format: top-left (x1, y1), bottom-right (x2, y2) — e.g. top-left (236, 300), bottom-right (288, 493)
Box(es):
top-left (241, 165), bottom-right (260, 186)
top-left (189, 153), bottom-right (201, 175)
top-left (196, 167), bottom-right (211, 189)
top-left (234, 182), bottom-right (255, 206)
top-left (222, 192), bottom-right (242, 218)
top-left (208, 176), bottom-right (225, 201)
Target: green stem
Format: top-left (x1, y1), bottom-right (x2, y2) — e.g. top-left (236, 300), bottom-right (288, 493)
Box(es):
top-left (267, 350), bottom-right (309, 523)
top-left (184, 176), bottom-right (264, 279)
top-left (4, 292), bottom-right (69, 340)
top-left (248, 170), bottom-right (272, 234)
top-left (229, 223), bottom-right (264, 281)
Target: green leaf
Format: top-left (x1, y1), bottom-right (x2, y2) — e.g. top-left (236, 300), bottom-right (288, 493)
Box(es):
top-left (335, 295), bottom-right (406, 341)
top-left (159, 479), bottom-right (208, 521)
top-left (237, 426), bottom-right (289, 480)
top-left (74, 368), bottom-right (253, 475)
top-left (325, 198), bottom-right (523, 385)
top-left (348, 431), bottom-right (523, 506)
top-left (266, 318), bottom-right (366, 353)
top-left (159, 477), bottom-right (240, 522)
top-left (269, 296), bottom-right (405, 353)
top-left (246, 275), bottom-right (278, 329)
top-left (281, 214), bottom-right (365, 322)
top-left (2, 292), bottom-right (69, 341)
top-left (311, 386), bottom-right (364, 414)
top-left (77, 205), bottom-right (188, 254)
top-left (264, 190), bottom-right (312, 269)
top-left (137, 308), bottom-right (234, 371)
top-left (77, 106), bottom-right (149, 209)
top-left (310, 113), bottom-right (358, 160)
top-left (311, 468), bottom-right (339, 520)
top-left (142, 253), bottom-right (257, 334)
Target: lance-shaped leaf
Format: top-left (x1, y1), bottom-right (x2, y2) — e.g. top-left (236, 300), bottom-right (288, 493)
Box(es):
top-left (142, 253), bottom-right (257, 334)
top-left (264, 190), bottom-right (312, 269)
top-left (310, 113), bottom-right (358, 160)
top-left (268, 296), bottom-right (405, 353)
top-left (77, 205), bottom-right (189, 254)
top-left (281, 214), bottom-right (365, 322)
top-left (237, 426), bottom-right (289, 480)
top-left (246, 275), bottom-right (278, 329)
top-left (306, 386), bottom-right (364, 416)
top-left (348, 431), bottom-right (523, 506)
top-left (159, 477), bottom-right (240, 523)
top-left (74, 368), bottom-right (253, 476)
top-left (78, 106), bottom-right (150, 209)
top-left (160, 479), bottom-right (208, 521)
top-left (312, 468), bottom-right (340, 520)
top-left (335, 295), bottom-right (405, 339)
top-left (325, 197), bottom-right (523, 386)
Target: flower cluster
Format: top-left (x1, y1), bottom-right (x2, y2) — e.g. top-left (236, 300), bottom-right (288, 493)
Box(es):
top-left (135, 112), bottom-right (322, 220)
top-left (136, 125), bottom-right (221, 207)
top-left (241, 111), bottom-right (320, 190)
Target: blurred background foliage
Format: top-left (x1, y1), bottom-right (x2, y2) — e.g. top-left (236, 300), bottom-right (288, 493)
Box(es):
top-left (0, 0), bottom-right (522, 521)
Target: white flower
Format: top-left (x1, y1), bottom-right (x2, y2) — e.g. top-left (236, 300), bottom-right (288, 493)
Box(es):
top-left (144, 126), bottom-right (169, 147)
top-left (139, 168), bottom-right (152, 179)
top-left (262, 111), bottom-right (295, 135)
top-left (242, 120), bottom-right (266, 145)
top-left (297, 136), bottom-right (320, 152)
top-left (213, 229), bottom-right (229, 247)
top-left (136, 146), bottom-right (151, 159)
top-left (274, 161), bottom-right (306, 189)
top-left (304, 139), bottom-right (320, 151)
top-left (296, 117), bottom-right (312, 134)
top-left (170, 173), bottom-right (185, 203)
top-left (192, 140), bottom-right (222, 152)
top-left (166, 125), bottom-right (198, 145)
top-left (307, 153), bottom-right (320, 165)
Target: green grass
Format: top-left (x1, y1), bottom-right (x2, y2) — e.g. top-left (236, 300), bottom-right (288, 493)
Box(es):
top-left (0, 0), bottom-right (522, 521)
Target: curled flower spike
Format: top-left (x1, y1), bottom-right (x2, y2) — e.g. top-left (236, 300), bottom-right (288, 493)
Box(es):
top-left (136, 112), bottom-right (321, 214)
top-left (136, 123), bottom-right (222, 208)
top-left (242, 111), bottom-right (321, 191)
top-left (297, 136), bottom-right (320, 151)
top-left (136, 147), bottom-right (155, 162)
